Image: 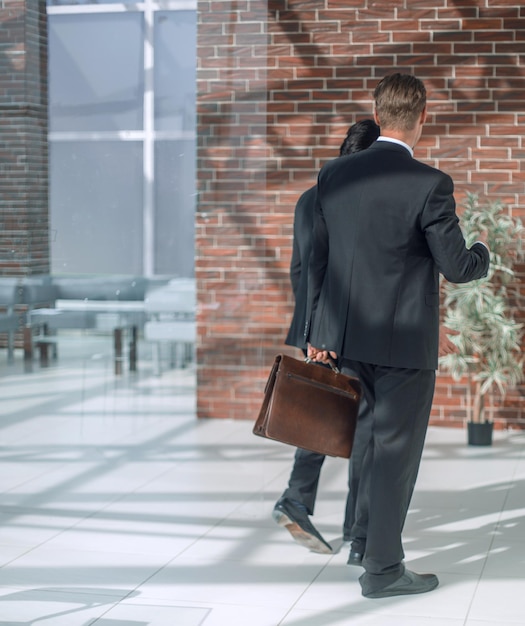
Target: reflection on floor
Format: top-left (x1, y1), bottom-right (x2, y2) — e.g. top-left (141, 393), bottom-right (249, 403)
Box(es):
top-left (0, 336), bottom-right (524, 625)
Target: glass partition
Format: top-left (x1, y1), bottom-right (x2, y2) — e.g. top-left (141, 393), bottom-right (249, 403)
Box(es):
top-left (154, 139), bottom-right (195, 277)
top-left (49, 13), bottom-right (144, 133)
top-left (48, 1), bottom-right (197, 277)
top-left (50, 141), bottom-right (143, 275)
top-left (154, 10), bottom-right (196, 132)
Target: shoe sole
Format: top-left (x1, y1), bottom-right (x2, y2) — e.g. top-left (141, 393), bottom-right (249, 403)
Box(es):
top-left (364, 577), bottom-right (439, 599)
top-left (273, 510), bottom-right (332, 554)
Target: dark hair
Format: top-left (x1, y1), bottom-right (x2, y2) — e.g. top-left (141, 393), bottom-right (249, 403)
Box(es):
top-left (339, 119), bottom-right (380, 156)
top-left (373, 73), bottom-right (426, 132)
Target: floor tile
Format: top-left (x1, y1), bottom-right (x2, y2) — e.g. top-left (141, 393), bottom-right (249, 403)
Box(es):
top-left (482, 534), bottom-right (525, 578)
top-left (1, 343), bottom-right (524, 625)
top-left (113, 597), bottom-right (289, 626)
top-left (0, 585), bottom-right (124, 626)
top-left (280, 610), bottom-right (466, 626)
top-left (138, 554), bottom-right (325, 608)
top-left (0, 545), bottom-right (169, 590)
top-left (468, 577), bottom-right (525, 622)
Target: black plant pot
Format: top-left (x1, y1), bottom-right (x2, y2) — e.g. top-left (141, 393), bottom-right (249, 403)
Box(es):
top-left (467, 421), bottom-right (494, 446)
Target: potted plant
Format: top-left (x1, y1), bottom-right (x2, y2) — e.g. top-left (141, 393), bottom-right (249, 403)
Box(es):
top-left (441, 193), bottom-right (524, 445)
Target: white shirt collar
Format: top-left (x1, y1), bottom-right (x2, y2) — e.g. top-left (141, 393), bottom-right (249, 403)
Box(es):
top-left (376, 136), bottom-right (413, 157)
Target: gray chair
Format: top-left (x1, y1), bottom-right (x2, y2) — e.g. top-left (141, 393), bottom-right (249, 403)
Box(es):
top-left (144, 278), bottom-right (196, 375)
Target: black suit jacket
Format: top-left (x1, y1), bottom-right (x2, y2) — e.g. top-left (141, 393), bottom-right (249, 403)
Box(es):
top-left (285, 186), bottom-right (316, 349)
top-left (305, 140), bottom-right (490, 370)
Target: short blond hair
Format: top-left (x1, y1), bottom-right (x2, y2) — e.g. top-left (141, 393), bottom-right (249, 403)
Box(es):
top-left (374, 73), bottom-right (426, 132)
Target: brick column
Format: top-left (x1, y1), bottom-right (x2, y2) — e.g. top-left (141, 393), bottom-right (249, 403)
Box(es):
top-left (0, 0), bottom-right (49, 277)
top-left (196, 1), bottom-right (283, 420)
top-left (196, 1), bottom-right (525, 427)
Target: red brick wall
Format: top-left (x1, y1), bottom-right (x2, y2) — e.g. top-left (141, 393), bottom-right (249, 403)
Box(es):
top-left (0, 0), bottom-right (49, 277)
top-left (196, 1), bottom-right (525, 428)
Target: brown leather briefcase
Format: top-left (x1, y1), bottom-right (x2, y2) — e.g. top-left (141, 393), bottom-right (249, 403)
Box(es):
top-left (253, 354), bottom-right (361, 458)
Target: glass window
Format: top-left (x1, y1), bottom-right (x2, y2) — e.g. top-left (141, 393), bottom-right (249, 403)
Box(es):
top-left (49, 13), bottom-right (144, 132)
top-left (50, 141), bottom-right (144, 275)
top-left (48, 5), bottom-right (197, 278)
top-left (154, 11), bottom-right (196, 132)
top-left (154, 140), bottom-right (195, 276)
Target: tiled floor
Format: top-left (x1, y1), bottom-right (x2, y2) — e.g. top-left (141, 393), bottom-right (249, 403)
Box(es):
top-left (1, 334), bottom-right (524, 625)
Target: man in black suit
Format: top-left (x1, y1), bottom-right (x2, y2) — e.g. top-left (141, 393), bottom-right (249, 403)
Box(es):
top-left (306, 73), bottom-right (490, 598)
top-left (273, 120), bottom-right (380, 555)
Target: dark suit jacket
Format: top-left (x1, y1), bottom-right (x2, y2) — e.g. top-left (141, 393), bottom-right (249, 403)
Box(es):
top-left (305, 140), bottom-right (490, 370)
top-left (285, 185), bottom-right (316, 349)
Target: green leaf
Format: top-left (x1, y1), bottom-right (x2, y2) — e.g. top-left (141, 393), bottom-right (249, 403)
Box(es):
top-left (441, 193), bottom-right (524, 401)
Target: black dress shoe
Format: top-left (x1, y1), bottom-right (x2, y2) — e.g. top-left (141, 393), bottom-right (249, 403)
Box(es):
top-left (347, 550), bottom-right (364, 566)
top-left (362, 569), bottom-right (439, 599)
top-left (272, 498), bottom-right (332, 554)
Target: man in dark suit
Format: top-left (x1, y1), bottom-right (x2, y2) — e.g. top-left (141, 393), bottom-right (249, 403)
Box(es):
top-left (306, 73), bottom-right (490, 598)
top-left (273, 120), bottom-right (380, 555)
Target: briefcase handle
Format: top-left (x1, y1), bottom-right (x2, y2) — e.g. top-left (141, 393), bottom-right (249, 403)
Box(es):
top-left (305, 355), bottom-right (340, 373)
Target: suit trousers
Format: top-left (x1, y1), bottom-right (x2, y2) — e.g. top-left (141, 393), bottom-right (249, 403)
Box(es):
top-left (280, 448), bottom-right (325, 515)
top-left (280, 387), bottom-right (373, 536)
top-left (340, 359), bottom-right (436, 594)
